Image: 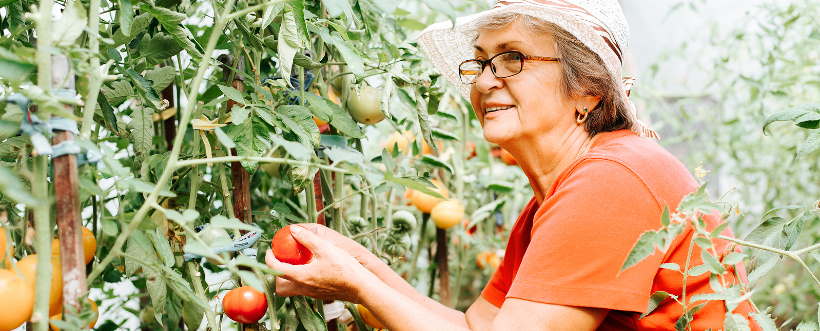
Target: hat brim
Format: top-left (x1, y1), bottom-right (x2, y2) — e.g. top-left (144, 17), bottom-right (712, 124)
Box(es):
top-left (416, 3), bottom-right (623, 100)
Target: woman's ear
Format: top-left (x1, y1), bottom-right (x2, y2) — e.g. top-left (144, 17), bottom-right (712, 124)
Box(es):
top-left (575, 95), bottom-right (602, 112)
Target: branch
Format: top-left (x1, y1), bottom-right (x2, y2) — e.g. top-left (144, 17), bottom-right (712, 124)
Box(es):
top-left (717, 235), bottom-right (820, 287)
top-left (174, 156), bottom-right (353, 174)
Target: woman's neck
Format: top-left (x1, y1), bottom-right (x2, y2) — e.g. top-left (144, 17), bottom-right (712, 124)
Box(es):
top-left (504, 127), bottom-right (597, 203)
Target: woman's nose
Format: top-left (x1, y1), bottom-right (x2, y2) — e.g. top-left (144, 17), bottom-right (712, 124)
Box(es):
top-left (473, 65), bottom-right (503, 93)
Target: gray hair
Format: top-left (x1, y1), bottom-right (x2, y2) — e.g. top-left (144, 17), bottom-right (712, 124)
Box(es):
top-left (475, 13), bottom-right (634, 136)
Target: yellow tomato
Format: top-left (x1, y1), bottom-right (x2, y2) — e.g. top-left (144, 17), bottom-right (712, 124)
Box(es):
top-left (410, 179), bottom-right (449, 214)
top-left (431, 199), bottom-right (464, 230)
top-left (18, 254), bottom-right (64, 315)
top-left (0, 227), bottom-right (13, 268)
top-left (0, 269), bottom-right (34, 331)
top-left (50, 227), bottom-right (97, 265)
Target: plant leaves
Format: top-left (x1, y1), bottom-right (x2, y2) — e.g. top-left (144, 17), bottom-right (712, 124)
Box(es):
top-left (140, 32), bottom-right (184, 63)
top-left (140, 4), bottom-right (203, 58)
top-left (218, 85), bottom-right (246, 105)
top-left (53, 0), bottom-right (87, 47)
top-left (620, 230), bottom-right (660, 272)
top-left (118, 0), bottom-right (134, 36)
top-left (0, 167), bottom-right (39, 206)
top-left (278, 8), bottom-right (302, 86)
top-left (304, 93), bottom-right (363, 138)
top-left (641, 291), bottom-right (676, 319)
top-left (129, 107), bottom-right (154, 155)
top-left (144, 66), bottom-right (176, 92)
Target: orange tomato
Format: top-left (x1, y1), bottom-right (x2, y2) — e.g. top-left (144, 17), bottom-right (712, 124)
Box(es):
top-left (0, 269), bottom-right (34, 331)
top-left (356, 304), bottom-right (386, 329)
top-left (383, 131), bottom-right (411, 154)
top-left (49, 299), bottom-right (98, 331)
top-left (51, 227), bottom-right (97, 265)
top-left (18, 254), bottom-right (63, 315)
top-left (0, 227), bottom-right (13, 268)
top-left (476, 251), bottom-right (501, 270)
top-left (222, 286), bottom-right (268, 324)
top-left (431, 199), bottom-right (464, 230)
top-left (409, 179), bottom-right (449, 214)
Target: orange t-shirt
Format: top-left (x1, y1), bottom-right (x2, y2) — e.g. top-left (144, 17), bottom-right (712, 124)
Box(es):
top-left (480, 130), bottom-right (759, 330)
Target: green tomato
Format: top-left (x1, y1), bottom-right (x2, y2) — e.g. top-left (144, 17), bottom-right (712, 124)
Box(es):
top-left (391, 210), bottom-right (417, 233)
top-left (346, 85), bottom-right (385, 125)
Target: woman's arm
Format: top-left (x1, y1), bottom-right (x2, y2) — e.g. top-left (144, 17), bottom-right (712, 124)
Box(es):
top-left (284, 224), bottom-right (465, 324)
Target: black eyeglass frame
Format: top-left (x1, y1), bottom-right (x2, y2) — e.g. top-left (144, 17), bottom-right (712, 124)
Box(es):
top-left (458, 50), bottom-right (561, 84)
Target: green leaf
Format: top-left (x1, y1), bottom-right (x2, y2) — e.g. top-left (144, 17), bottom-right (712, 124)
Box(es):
top-left (158, 208), bottom-right (199, 225)
top-left (113, 13), bottom-right (152, 46)
top-left (53, 0), bottom-right (87, 47)
top-left (420, 155), bottom-right (453, 173)
top-left (750, 312), bottom-right (778, 331)
top-left (118, 0), bottom-right (134, 36)
top-left (661, 207), bottom-right (670, 226)
top-left (277, 105), bottom-right (320, 146)
top-left (320, 0), bottom-right (354, 18)
top-left (294, 296), bottom-right (327, 331)
top-left (210, 215), bottom-right (262, 233)
top-left (125, 231), bottom-right (157, 275)
top-left (147, 229), bottom-right (175, 268)
top-left (231, 107), bottom-right (250, 125)
top-left (224, 116), bottom-right (272, 171)
top-left (674, 303), bottom-right (706, 331)
top-left (722, 252), bottom-right (746, 265)
top-left (709, 221), bottom-right (729, 238)
top-left (122, 178), bottom-right (176, 197)
top-left (659, 263), bottom-right (680, 272)
top-left (278, 8), bottom-right (302, 86)
top-left (328, 32), bottom-right (364, 76)
top-left (0, 58), bottom-right (35, 82)
top-left (102, 80), bottom-right (134, 106)
top-left (214, 127), bottom-right (236, 149)
top-left (140, 32), bottom-right (184, 63)
top-left (144, 66), bottom-right (176, 92)
top-left (129, 107), bottom-right (154, 154)
top-left (124, 68), bottom-right (162, 108)
top-left (724, 313), bottom-right (752, 331)
top-left (140, 4), bottom-right (203, 58)
top-left (269, 134), bottom-right (311, 161)
top-left (641, 291), bottom-right (676, 319)
top-left (218, 85), bottom-right (246, 105)
top-left (304, 94), bottom-right (363, 138)
top-left (620, 230), bottom-right (660, 272)
top-left (701, 250), bottom-right (726, 274)
top-left (146, 268), bottom-right (168, 316)
top-left (763, 103), bottom-right (820, 133)
top-left (694, 237), bottom-right (713, 249)
top-left (238, 270), bottom-right (265, 293)
top-left (0, 167), bottom-right (39, 206)
top-left (431, 128), bottom-right (459, 141)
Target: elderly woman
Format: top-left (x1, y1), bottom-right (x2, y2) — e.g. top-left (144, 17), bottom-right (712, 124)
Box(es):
top-left (266, 1), bottom-right (759, 330)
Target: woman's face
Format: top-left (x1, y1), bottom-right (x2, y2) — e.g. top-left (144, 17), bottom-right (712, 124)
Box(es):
top-left (470, 21), bottom-right (575, 145)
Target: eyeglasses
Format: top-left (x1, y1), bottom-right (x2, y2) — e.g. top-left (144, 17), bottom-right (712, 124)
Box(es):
top-left (458, 51), bottom-right (561, 84)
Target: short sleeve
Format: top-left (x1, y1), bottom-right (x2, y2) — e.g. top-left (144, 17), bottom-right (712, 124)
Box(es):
top-left (505, 158), bottom-right (665, 313)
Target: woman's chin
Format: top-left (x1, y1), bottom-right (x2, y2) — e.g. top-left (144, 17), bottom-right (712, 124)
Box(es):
top-left (482, 126), bottom-right (517, 145)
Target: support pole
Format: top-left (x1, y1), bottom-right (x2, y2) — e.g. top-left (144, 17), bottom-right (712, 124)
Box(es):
top-left (52, 54), bottom-right (88, 314)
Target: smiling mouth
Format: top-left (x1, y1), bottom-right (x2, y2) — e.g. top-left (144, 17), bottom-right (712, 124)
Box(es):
top-left (485, 105), bottom-right (515, 114)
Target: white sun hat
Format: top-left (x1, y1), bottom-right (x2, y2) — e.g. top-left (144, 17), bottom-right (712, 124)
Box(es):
top-left (417, 0), bottom-right (658, 139)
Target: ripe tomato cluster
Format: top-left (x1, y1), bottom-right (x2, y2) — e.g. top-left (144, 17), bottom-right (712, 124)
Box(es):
top-left (0, 227), bottom-right (98, 331)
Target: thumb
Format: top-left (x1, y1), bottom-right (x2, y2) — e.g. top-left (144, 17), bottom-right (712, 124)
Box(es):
top-left (290, 224), bottom-right (331, 254)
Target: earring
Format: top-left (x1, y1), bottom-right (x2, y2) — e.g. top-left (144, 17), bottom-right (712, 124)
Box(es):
top-left (575, 107), bottom-right (589, 124)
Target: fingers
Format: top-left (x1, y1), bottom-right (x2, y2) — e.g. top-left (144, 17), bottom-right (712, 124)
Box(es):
top-left (265, 249), bottom-right (303, 277)
top-left (289, 225), bottom-right (332, 253)
top-left (274, 277), bottom-right (300, 297)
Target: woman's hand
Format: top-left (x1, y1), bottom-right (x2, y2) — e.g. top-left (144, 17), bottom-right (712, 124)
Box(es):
top-left (265, 225), bottom-right (380, 303)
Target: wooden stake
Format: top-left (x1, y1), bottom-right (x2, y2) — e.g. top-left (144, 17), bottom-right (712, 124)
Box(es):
top-left (219, 55), bottom-right (253, 225)
top-left (52, 54), bottom-right (88, 312)
top-left (435, 228), bottom-right (450, 306)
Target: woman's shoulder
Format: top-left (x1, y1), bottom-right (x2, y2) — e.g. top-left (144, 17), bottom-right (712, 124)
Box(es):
top-left (561, 130), bottom-right (700, 210)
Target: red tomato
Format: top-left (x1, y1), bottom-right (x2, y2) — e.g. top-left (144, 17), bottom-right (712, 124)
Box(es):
top-left (222, 286), bottom-right (268, 324)
top-left (271, 225), bottom-right (313, 265)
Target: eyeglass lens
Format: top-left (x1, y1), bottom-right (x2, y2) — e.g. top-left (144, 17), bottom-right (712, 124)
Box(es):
top-left (459, 52), bottom-right (524, 84)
